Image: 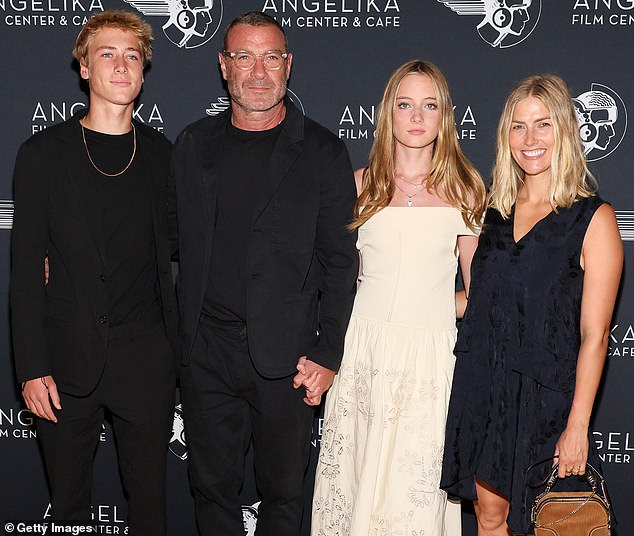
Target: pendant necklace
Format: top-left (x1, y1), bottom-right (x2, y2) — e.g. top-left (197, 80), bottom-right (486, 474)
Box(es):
top-left (394, 175), bottom-right (428, 207)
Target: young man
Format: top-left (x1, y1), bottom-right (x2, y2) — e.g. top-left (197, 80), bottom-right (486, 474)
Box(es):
top-left (10, 11), bottom-right (177, 535)
top-left (170, 11), bottom-right (358, 536)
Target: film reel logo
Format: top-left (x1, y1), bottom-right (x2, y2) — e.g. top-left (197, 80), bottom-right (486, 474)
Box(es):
top-left (438, 0), bottom-right (541, 48)
top-left (123, 0), bottom-right (223, 49)
top-left (574, 83), bottom-right (627, 162)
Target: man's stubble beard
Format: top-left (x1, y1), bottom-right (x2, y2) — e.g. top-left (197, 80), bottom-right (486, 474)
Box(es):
top-left (229, 78), bottom-right (288, 114)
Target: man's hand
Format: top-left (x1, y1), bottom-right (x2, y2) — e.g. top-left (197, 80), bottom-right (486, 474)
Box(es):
top-left (293, 356), bottom-right (336, 407)
top-left (22, 375), bottom-right (61, 422)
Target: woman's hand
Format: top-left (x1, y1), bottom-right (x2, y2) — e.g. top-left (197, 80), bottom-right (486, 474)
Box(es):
top-left (554, 423), bottom-right (589, 478)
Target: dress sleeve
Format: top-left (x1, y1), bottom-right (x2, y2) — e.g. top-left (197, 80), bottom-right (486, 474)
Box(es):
top-left (457, 213), bottom-right (480, 237)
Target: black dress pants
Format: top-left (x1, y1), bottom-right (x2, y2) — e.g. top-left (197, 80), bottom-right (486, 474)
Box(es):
top-left (181, 315), bottom-right (314, 536)
top-left (36, 318), bottom-right (176, 536)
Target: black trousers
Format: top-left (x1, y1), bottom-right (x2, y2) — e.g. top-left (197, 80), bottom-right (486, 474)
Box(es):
top-left (36, 317), bottom-right (176, 536)
top-left (181, 315), bottom-right (314, 536)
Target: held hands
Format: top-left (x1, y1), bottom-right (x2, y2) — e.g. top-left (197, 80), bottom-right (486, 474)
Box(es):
top-left (554, 423), bottom-right (589, 479)
top-left (22, 375), bottom-right (61, 422)
top-left (293, 356), bottom-right (336, 407)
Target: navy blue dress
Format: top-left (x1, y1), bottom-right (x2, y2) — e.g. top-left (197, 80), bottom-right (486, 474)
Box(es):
top-left (440, 195), bottom-right (605, 533)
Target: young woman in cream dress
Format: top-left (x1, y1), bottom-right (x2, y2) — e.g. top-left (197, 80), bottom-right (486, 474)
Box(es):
top-left (311, 60), bottom-right (486, 536)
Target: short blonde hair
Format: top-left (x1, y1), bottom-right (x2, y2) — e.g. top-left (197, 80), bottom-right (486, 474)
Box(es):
top-left (490, 74), bottom-right (596, 218)
top-left (73, 10), bottom-right (153, 68)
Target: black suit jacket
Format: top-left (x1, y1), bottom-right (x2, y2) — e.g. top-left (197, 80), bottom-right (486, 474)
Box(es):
top-left (170, 100), bottom-right (358, 377)
top-left (10, 110), bottom-right (178, 396)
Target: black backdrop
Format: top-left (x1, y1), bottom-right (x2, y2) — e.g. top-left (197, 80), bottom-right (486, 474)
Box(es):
top-left (1, 1), bottom-right (633, 535)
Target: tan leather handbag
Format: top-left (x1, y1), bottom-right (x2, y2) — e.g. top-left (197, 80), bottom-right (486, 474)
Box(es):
top-left (531, 463), bottom-right (611, 536)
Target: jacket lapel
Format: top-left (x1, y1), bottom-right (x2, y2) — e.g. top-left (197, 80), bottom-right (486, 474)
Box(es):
top-left (195, 113), bottom-right (227, 304)
top-left (136, 124), bottom-right (160, 237)
top-left (59, 113), bottom-right (107, 267)
top-left (252, 100), bottom-right (304, 225)
top-left (199, 127), bottom-right (225, 226)
top-left (196, 114), bottom-right (228, 237)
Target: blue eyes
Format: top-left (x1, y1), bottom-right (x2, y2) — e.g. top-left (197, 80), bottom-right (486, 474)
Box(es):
top-left (100, 53), bottom-right (139, 61)
top-left (512, 122), bottom-right (551, 130)
top-left (396, 102), bottom-right (437, 110)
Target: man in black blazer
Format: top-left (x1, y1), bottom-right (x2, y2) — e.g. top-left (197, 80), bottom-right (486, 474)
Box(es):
top-left (10, 11), bottom-right (177, 535)
top-left (170, 11), bottom-right (358, 536)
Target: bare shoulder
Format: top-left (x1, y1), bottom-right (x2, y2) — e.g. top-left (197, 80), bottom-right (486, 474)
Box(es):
top-left (354, 167), bottom-right (367, 196)
top-left (587, 202), bottom-right (619, 238)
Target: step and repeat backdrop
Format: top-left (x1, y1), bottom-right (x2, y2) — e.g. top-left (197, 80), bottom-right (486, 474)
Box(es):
top-left (0, 1), bottom-right (632, 535)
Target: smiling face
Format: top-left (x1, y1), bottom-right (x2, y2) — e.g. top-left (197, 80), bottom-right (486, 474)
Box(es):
top-left (392, 73), bottom-right (440, 153)
top-left (509, 96), bottom-right (555, 181)
top-left (219, 23), bottom-right (292, 115)
top-left (80, 26), bottom-right (144, 111)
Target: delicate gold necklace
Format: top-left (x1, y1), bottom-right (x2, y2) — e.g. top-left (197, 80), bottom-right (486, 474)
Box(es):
top-left (394, 175), bottom-right (428, 207)
top-left (81, 121), bottom-right (136, 177)
top-left (394, 182), bottom-right (424, 207)
top-left (397, 174), bottom-right (428, 186)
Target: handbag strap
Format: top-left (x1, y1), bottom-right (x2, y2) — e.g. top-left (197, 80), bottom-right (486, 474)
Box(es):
top-left (527, 457), bottom-right (605, 493)
top-left (528, 459), bottom-right (611, 526)
top-left (528, 457), bottom-right (614, 528)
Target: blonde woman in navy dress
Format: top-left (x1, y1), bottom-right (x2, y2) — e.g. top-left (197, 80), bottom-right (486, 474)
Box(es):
top-left (311, 60), bottom-right (486, 535)
top-left (441, 75), bottom-right (623, 535)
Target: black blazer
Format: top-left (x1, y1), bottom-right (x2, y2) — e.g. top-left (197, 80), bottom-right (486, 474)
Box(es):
top-left (170, 100), bottom-right (358, 377)
top-left (10, 110), bottom-right (178, 396)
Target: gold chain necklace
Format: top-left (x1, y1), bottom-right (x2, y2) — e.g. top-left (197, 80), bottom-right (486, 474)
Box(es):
top-left (81, 121), bottom-right (136, 177)
top-left (394, 175), bottom-right (428, 207)
top-left (394, 181), bottom-right (425, 207)
top-left (397, 174), bottom-right (428, 186)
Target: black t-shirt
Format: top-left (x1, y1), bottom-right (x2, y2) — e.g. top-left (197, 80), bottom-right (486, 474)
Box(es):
top-left (83, 126), bottom-right (160, 326)
top-left (203, 120), bottom-right (283, 322)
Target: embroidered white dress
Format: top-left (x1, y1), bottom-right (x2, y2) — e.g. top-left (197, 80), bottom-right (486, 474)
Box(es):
top-left (312, 207), bottom-right (475, 536)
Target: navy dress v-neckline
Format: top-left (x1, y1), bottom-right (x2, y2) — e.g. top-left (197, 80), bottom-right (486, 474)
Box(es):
top-left (511, 205), bottom-right (554, 245)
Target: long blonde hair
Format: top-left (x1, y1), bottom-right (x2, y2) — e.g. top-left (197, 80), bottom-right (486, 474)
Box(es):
top-left (350, 60), bottom-right (485, 231)
top-left (489, 74), bottom-right (597, 218)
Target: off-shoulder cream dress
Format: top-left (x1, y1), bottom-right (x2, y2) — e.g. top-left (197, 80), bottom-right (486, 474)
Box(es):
top-left (312, 207), bottom-right (475, 536)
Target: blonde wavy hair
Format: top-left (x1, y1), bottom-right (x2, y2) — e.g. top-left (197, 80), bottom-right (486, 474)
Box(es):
top-left (350, 60), bottom-right (486, 231)
top-left (73, 10), bottom-right (153, 68)
top-left (489, 74), bottom-right (596, 218)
